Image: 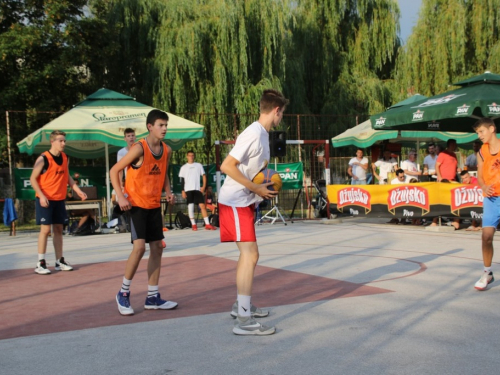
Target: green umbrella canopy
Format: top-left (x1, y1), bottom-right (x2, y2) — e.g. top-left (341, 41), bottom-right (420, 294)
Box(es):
top-left (17, 88), bottom-right (205, 158)
top-left (370, 72), bottom-right (500, 132)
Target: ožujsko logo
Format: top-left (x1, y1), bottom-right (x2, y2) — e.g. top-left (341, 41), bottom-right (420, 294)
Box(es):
top-left (488, 103), bottom-right (500, 115)
top-left (337, 187), bottom-right (372, 214)
top-left (450, 186), bottom-right (483, 214)
top-left (412, 110), bottom-right (424, 121)
top-left (456, 104), bottom-right (470, 116)
top-left (387, 186), bottom-right (429, 215)
top-left (375, 117), bottom-right (387, 127)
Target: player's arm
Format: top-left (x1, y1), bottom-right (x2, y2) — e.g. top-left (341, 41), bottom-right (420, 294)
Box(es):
top-left (435, 161), bottom-right (443, 181)
top-left (30, 155), bottom-right (48, 207)
top-left (163, 146), bottom-right (174, 203)
top-left (371, 163), bottom-right (380, 180)
top-left (220, 155), bottom-right (276, 200)
top-left (201, 173), bottom-right (207, 193)
top-left (476, 152), bottom-right (493, 197)
top-left (360, 160), bottom-right (368, 170)
top-left (110, 143), bottom-right (143, 210)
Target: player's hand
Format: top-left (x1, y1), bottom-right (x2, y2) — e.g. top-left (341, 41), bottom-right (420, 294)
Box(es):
top-left (77, 191), bottom-right (88, 201)
top-left (40, 196), bottom-right (49, 208)
top-left (118, 196), bottom-right (132, 211)
top-left (254, 182), bottom-right (278, 200)
top-left (483, 184), bottom-right (495, 197)
top-left (200, 186), bottom-right (205, 194)
top-left (166, 193), bottom-right (175, 204)
top-left (181, 191), bottom-right (187, 199)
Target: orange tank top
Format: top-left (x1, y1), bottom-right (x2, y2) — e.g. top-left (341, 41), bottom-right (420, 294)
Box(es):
top-left (479, 143), bottom-right (500, 196)
top-left (36, 151), bottom-right (69, 201)
top-left (124, 139), bottom-right (169, 209)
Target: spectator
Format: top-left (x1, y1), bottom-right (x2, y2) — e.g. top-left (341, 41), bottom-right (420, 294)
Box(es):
top-left (460, 170), bottom-right (482, 231)
top-left (117, 128), bottom-right (136, 190)
top-left (348, 148), bottom-right (369, 185)
top-left (372, 150), bottom-right (397, 185)
top-left (423, 143), bottom-right (437, 176)
top-left (67, 185), bottom-right (96, 234)
top-left (436, 139), bottom-right (458, 182)
top-left (391, 168), bottom-right (406, 185)
top-left (465, 141), bottom-right (481, 171)
top-left (401, 150), bottom-right (422, 182)
top-left (179, 150), bottom-right (216, 230)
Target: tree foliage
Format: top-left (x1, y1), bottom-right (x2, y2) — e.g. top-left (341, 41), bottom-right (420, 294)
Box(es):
top-left (395, 0), bottom-right (500, 99)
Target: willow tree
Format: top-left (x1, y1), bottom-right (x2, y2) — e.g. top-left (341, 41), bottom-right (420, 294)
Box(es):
top-left (395, 0), bottom-right (500, 98)
top-left (285, 0), bottom-right (401, 120)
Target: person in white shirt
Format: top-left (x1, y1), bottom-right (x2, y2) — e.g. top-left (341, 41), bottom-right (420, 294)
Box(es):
top-left (179, 151), bottom-right (216, 231)
top-left (391, 169), bottom-right (406, 185)
top-left (117, 128), bottom-right (136, 189)
top-left (372, 150), bottom-right (397, 184)
top-left (465, 141), bottom-right (481, 171)
top-left (219, 89), bottom-right (288, 336)
top-left (423, 143), bottom-right (437, 175)
top-left (401, 150), bottom-right (422, 182)
top-left (348, 149), bottom-right (369, 185)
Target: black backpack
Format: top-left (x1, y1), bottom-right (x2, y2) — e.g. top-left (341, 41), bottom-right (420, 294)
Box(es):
top-left (175, 211), bottom-right (192, 229)
top-left (209, 214), bottom-right (219, 227)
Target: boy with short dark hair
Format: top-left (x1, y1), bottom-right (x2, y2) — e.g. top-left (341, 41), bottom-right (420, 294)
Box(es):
top-left (473, 118), bottom-right (500, 290)
top-left (219, 89), bottom-right (288, 335)
top-left (110, 109), bottom-right (176, 315)
top-left (30, 130), bottom-right (87, 274)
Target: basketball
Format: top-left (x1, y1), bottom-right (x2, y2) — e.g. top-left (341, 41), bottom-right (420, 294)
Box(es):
top-left (252, 168), bottom-right (282, 192)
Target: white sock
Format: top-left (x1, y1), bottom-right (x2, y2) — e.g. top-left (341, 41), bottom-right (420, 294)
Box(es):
top-left (148, 285), bottom-right (159, 298)
top-left (237, 294), bottom-right (251, 317)
top-left (204, 216), bottom-right (210, 225)
top-left (120, 277), bottom-right (132, 293)
top-left (38, 253), bottom-right (45, 261)
top-left (484, 267), bottom-right (492, 273)
top-left (188, 203), bottom-right (195, 218)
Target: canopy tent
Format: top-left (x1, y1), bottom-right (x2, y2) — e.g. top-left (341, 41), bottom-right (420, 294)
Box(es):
top-left (17, 88), bottom-right (205, 217)
top-left (370, 72), bottom-right (500, 132)
top-left (332, 119), bottom-right (479, 149)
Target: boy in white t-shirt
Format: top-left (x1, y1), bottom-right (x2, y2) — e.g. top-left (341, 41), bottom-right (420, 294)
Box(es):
top-left (219, 89), bottom-right (288, 336)
top-left (179, 151), bottom-right (216, 231)
top-left (372, 150), bottom-right (397, 184)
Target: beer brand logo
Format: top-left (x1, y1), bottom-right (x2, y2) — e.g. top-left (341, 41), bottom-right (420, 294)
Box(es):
top-left (412, 110), bottom-right (424, 121)
top-left (92, 112), bottom-right (146, 123)
top-left (387, 186), bottom-right (430, 215)
top-left (450, 186), bottom-right (483, 212)
top-left (488, 103), bottom-right (500, 115)
top-left (375, 117), bottom-right (387, 127)
top-left (337, 187), bottom-right (372, 213)
top-left (427, 121), bottom-right (440, 129)
top-left (149, 164), bottom-right (161, 175)
top-left (415, 94), bottom-right (467, 108)
top-left (456, 104), bottom-right (470, 116)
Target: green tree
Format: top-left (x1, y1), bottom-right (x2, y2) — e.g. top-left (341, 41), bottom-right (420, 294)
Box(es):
top-left (395, 0), bottom-right (500, 98)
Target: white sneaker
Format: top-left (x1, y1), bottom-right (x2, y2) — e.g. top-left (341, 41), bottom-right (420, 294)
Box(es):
top-left (233, 315), bottom-right (276, 336)
top-left (475, 271), bottom-right (494, 291)
top-left (35, 260), bottom-right (51, 275)
top-left (55, 257), bottom-right (73, 271)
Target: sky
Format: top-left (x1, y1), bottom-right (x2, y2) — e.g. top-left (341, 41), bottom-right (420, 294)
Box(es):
top-left (398, 0), bottom-right (423, 43)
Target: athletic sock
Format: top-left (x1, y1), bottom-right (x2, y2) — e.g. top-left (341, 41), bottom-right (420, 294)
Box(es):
top-left (120, 277), bottom-right (132, 293)
top-left (148, 285), bottom-right (159, 298)
top-left (204, 216), bottom-right (210, 225)
top-left (237, 294), bottom-right (251, 317)
top-left (38, 253), bottom-right (45, 261)
top-left (190, 218), bottom-right (196, 225)
top-left (484, 267), bottom-right (492, 273)
top-left (188, 203), bottom-right (195, 219)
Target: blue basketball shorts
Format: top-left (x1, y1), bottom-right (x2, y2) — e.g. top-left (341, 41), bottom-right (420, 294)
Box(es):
top-left (482, 196), bottom-right (500, 229)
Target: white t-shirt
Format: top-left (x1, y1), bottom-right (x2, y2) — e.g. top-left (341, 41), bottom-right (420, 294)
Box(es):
top-left (179, 162), bottom-right (205, 191)
top-left (348, 157), bottom-right (368, 181)
top-left (374, 158), bottom-right (397, 184)
top-left (117, 147), bottom-right (129, 178)
top-left (219, 121), bottom-right (270, 207)
top-left (401, 159), bottom-right (419, 182)
top-left (423, 154), bottom-right (437, 171)
top-left (391, 177), bottom-right (405, 185)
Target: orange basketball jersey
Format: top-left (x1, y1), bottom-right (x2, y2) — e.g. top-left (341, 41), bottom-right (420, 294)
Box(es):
top-left (124, 139), bottom-right (169, 209)
top-left (479, 143), bottom-right (500, 197)
top-left (36, 151), bottom-right (69, 201)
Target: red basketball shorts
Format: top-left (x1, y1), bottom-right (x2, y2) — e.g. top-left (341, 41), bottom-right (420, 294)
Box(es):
top-left (219, 203), bottom-right (256, 242)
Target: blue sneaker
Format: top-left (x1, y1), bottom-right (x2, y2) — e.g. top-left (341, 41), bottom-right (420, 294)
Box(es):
top-left (116, 291), bottom-right (134, 316)
top-left (144, 293), bottom-right (178, 310)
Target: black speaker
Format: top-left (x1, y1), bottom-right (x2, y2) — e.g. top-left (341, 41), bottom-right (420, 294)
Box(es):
top-left (270, 131), bottom-right (287, 157)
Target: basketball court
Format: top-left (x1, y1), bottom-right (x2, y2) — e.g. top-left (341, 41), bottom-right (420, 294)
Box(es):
top-left (1, 218), bottom-right (499, 374)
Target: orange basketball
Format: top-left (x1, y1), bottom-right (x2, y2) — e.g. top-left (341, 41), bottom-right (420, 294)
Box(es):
top-left (252, 168), bottom-right (282, 192)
